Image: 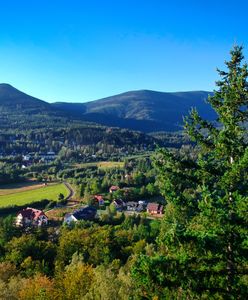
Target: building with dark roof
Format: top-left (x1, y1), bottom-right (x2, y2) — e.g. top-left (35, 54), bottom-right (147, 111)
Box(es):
top-left (64, 206), bottom-right (97, 224)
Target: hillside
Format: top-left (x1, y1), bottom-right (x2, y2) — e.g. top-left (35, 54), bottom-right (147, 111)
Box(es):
top-left (0, 84), bottom-right (49, 110)
top-left (53, 90), bottom-right (216, 132)
top-left (0, 84), bottom-right (73, 129)
top-left (0, 84), bottom-right (216, 132)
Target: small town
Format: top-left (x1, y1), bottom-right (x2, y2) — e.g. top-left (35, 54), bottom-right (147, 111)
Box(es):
top-left (14, 184), bottom-right (164, 228)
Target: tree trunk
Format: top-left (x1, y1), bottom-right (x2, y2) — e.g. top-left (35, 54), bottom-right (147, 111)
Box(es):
top-left (226, 155), bottom-right (235, 296)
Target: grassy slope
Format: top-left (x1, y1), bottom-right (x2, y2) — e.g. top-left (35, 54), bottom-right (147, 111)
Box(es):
top-left (0, 182), bottom-right (46, 196)
top-left (0, 183), bottom-right (69, 208)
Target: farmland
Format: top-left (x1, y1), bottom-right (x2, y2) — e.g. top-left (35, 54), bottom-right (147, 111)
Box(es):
top-left (97, 161), bottom-right (124, 169)
top-left (0, 183), bottom-right (69, 208)
top-left (74, 161), bottom-right (124, 169)
top-left (0, 182), bottom-right (46, 196)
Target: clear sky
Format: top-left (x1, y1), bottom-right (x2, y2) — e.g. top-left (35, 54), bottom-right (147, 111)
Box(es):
top-left (0, 0), bottom-right (247, 103)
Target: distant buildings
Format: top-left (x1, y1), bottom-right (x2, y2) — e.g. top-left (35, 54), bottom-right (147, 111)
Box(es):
top-left (39, 151), bottom-right (56, 163)
top-left (22, 151), bottom-right (57, 165)
top-left (16, 208), bottom-right (48, 227)
top-left (108, 185), bottom-right (163, 215)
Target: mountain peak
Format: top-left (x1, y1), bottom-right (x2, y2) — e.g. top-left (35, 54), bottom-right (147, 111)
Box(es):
top-left (0, 83), bottom-right (18, 91)
top-left (0, 83), bottom-right (30, 97)
top-left (0, 83), bottom-right (14, 87)
top-left (0, 83), bottom-right (51, 110)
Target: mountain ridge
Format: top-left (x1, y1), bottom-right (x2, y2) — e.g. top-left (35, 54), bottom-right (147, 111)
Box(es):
top-left (54, 89), bottom-right (215, 131)
top-left (0, 83), bottom-right (215, 132)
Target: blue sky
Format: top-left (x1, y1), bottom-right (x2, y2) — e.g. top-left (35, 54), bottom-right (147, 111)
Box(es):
top-left (0, 0), bottom-right (247, 102)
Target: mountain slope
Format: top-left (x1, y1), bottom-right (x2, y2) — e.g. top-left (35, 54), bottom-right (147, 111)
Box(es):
top-left (0, 84), bottom-right (216, 132)
top-left (0, 83), bottom-right (51, 113)
top-left (0, 84), bottom-right (76, 129)
top-left (54, 90), bottom-right (216, 132)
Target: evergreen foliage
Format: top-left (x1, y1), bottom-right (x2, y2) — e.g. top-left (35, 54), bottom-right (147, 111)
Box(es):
top-left (144, 45), bottom-right (248, 298)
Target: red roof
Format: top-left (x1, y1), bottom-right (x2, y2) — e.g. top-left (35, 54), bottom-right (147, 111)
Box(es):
top-left (94, 195), bottom-right (104, 201)
top-left (17, 208), bottom-right (47, 220)
top-left (147, 203), bottom-right (163, 212)
top-left (147, 203), bottom-right (159, 211)
top-left (109, 185), bottom-right (120, 191)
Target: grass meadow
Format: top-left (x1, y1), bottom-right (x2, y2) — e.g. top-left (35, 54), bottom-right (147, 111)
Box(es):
top-left (74, 161), bottom-right (124, 169)
top-left (0, 183), bottom-right (69, 208)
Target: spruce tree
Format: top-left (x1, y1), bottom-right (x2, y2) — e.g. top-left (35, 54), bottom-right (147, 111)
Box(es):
top-left (132, 46), bottom-right (248, 299)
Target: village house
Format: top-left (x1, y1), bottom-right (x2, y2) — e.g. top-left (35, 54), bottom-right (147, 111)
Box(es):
top-left (64, 206), bottom-right (97, 224)
top-left (23, 153), bottom-right (35, 164)
top-left (39, 151), bottom-right (57, 163)
top-left (136, 203), bottom-right (145, 212)
top-left (109, 185), bottom-right (120, 193)
top-left (126, 201), bottom-right (137, 211)
top-left (146, 203), bottom-right (163, 215)
top-left (16, 208), bottom-right (48, 227)
top-left (23, 154), bottom-right (32, 161)
top-left (94, 195), bottom-right (105, 206)
top-left (138, 200), bottom-right (148, 205)
top-left (113, 199), bottom-right (125, 211)
top-left (126, 201), bottom-right (146, 213)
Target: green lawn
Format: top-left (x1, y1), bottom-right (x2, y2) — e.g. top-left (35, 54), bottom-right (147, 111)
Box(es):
top-left (0, 183), bottom-right (69, 208)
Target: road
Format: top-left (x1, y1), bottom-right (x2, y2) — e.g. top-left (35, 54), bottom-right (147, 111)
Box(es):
top-left (64, 182), bottom-right (75, 200)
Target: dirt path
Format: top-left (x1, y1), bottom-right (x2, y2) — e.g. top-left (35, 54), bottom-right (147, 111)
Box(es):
top-left (45, 182), bottom-right (77, 216)
top-left (63, 182), bottom-right (75, 200)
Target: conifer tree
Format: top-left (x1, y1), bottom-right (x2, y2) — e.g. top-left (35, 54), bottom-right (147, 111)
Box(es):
top-left (132, 46), bottom-right (248, 299)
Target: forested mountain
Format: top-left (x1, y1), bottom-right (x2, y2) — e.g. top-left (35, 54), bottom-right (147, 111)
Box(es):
top-left (54, 90), bottom-right (216, 132)
top-left (0, 84), bottom-right (71, 129)
top-left (0, 83), bottom-right (215, 132)
top-left (0, 84), bottom-right (187, 157)
top-left (0, 84), bottom-right (49, 111)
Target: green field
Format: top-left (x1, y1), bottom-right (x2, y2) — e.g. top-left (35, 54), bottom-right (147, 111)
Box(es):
top-left (97, 161), bottom-right (124, 169)
top-left (74, 161), bottom-right (124, 169)
top-left (125, 151), bottom-right (154, 160)
top-left (0, 183), bottom-right (69, 208)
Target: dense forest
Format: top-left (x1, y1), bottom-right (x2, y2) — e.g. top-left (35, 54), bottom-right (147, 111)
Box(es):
top-left (0, 126), bottom-right (158, 156)
top-left (0, 123), bottom-right (189, 186)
